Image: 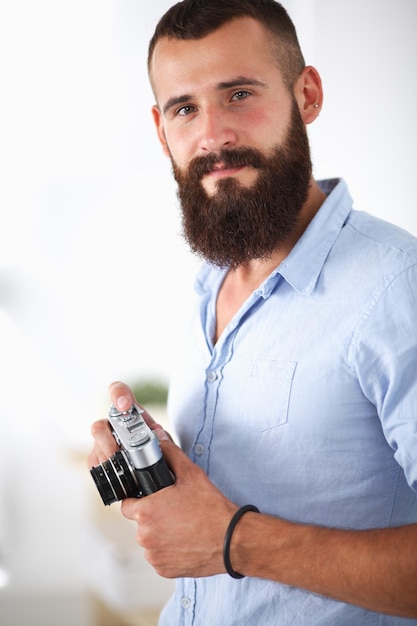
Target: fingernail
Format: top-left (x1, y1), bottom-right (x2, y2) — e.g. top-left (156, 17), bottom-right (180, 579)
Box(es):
top-left (116, 395), bottom-right (131, 411)
top-left (154, 428), bottom-right (169, 442)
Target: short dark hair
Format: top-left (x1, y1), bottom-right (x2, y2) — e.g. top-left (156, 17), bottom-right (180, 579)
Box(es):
top-left (148, 0), bottom-right (305, 90)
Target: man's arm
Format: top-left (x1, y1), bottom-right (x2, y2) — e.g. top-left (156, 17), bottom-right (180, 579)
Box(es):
top-left (231, 508), bottom-right (417, 618)
top-left (119, 431), bottom-right (417, 618)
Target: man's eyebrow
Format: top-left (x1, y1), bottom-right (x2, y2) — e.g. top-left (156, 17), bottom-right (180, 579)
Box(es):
top-left (216, 76), bottom-right (267, 90)
top-left (161, 77), bottom-right (267, 115)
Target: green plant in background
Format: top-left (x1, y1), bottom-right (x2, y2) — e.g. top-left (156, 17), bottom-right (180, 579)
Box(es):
top-left (130, 380), bottom-right (169, 406)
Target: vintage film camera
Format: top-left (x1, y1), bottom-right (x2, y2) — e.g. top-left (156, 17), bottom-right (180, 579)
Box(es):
top-left (90, 403), bottom-right (174, 506)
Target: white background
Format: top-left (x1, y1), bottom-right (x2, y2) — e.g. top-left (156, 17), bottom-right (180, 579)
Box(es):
top-left (0, 0), bottom-right (416, 622)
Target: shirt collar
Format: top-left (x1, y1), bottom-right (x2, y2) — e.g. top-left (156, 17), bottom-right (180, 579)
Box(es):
top-left (259, 178), bottom-right (353, 297)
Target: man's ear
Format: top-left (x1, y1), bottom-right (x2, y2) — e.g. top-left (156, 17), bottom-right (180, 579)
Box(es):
top-left (151, 105), bottom-right (170, 157)
top-left (293, 66), bottom-right (323, 124)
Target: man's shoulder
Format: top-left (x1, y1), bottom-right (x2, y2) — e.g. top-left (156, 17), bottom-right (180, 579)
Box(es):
top-left (345, 209), bottom-right (417, 263)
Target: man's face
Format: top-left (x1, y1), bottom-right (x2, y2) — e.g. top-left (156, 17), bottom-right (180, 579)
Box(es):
top-left (172, 100), bottom-right (311, 267)
top-left (150, 17), bottom-right (312, 266)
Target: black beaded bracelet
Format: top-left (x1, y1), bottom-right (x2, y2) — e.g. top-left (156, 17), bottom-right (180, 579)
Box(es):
top-left (223, 504), bottom-right (260, 579)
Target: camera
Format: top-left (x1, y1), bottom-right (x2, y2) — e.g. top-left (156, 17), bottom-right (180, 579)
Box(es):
top-left (90, 403), bottom-right (174, 506)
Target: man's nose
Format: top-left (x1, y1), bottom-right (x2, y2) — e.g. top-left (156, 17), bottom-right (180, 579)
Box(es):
top-left (198, 107), bottom-right (238, 153)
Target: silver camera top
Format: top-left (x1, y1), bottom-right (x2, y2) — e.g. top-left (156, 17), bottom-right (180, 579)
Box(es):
top-left (108, 403), bottom-right (163, 470)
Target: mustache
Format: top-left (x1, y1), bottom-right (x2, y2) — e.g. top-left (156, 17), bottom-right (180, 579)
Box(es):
top-left (184, 147), bottom-right (268, 180)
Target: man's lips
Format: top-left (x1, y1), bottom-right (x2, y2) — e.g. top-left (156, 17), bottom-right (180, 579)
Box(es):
top-left (205, 163), bottom-right (246, 179)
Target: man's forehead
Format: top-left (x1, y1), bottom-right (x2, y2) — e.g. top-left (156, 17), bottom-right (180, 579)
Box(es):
top-left (149, 18), bottom-right (282, 102)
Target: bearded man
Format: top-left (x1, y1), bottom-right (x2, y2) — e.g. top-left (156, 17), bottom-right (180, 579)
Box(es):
top-left (88, 2), bottom-right (417, 624)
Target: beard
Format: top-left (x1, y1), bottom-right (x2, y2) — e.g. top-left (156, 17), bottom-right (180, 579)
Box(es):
top-left (171, 100), bottom-right (312, 269)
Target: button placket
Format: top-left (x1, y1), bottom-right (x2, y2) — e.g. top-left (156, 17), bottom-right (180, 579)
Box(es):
top-left (178, 578), bottom-right (196, 625)
top-left (191, 364), bottom-right (221, 467)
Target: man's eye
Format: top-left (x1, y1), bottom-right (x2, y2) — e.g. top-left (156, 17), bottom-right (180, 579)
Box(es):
top-left (176, 105), bottom-right (196, 116)
top-left (232, 90), bottom-right (250, 101)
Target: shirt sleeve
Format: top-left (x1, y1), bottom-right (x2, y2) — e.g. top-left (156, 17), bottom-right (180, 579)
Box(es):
top-left (350, 262), bottom-right (417, 495)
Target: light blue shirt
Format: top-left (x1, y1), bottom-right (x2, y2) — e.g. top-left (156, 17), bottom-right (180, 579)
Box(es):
top-left (161, 179), bottom-right (417, 626)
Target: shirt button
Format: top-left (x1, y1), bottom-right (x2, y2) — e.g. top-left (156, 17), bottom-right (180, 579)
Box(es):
top-left (181, 597), bottom-right (192, 609)
top-left (206, 370), bottom-right (218, 382)
top-left (194, 443), bottom-right (204, 455)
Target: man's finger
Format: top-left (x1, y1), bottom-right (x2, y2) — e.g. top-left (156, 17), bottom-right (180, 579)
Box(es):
top-left (109, 380), bottom-right (135, 412)
top-left (156, 433), bottom-right (200, 480)
top-left (109, 380), bottom-right (157, 428)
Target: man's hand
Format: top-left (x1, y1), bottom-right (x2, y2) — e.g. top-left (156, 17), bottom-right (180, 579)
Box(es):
top-left (87, 381), bottom-right (238, 579)
top-left (121, 430), bottom-right (238, 579)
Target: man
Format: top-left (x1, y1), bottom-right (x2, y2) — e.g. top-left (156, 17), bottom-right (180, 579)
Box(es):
top-left (88, 1), bottom-right (417, 624)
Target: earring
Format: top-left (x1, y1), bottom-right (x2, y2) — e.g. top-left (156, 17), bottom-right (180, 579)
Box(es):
top-left (313, 103), bottom-right (319, 108)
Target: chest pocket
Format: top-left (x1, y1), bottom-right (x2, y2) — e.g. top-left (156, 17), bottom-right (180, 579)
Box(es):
top-left (238, 360), bottom-right (297, 431)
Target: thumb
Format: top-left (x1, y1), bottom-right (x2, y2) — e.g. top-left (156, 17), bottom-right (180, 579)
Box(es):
top-left (154, 429), bottom-right (194, 479)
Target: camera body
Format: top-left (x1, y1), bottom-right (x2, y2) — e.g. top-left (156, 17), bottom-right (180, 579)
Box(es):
top-left (90, 403), bottom-right (174, 506)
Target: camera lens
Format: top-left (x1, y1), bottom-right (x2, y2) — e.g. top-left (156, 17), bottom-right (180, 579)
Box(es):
top-left (90, 450), bottom-right (140, 506)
